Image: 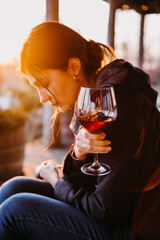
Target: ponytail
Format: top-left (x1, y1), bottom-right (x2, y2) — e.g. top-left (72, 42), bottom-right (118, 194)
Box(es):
top-left (83, 40), bottom-right (116, 78)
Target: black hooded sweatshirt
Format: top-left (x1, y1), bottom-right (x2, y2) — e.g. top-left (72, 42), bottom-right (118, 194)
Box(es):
top-left (54, 59), bottom-right (160, 230)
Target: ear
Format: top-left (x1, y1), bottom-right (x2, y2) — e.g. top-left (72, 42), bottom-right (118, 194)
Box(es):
top-left (67, 58), bottom-right (81, 77)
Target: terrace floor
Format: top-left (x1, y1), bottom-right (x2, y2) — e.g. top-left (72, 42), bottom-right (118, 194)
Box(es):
top-left (23, 137), bottom-right (70, 178)
top-left (0, 137), bottom-right (70, 186)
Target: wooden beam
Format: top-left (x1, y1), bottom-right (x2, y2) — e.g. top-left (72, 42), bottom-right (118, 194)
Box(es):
top-left (108, 0), bottom-right (117, 49)
top-left (42, 0), bottom-right (59, 147)
top-left (138, 13), bottom-right (145, 69)
top-left (46, 0), bottom-right (59, 21)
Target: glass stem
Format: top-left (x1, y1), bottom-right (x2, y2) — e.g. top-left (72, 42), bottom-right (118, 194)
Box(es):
top-left (94, 153), bottom-right (99, 163)
top-left (91, 153), bottom-right (100, 169)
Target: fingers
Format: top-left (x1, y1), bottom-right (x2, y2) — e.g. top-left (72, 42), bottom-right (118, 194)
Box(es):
top-left (76, 135), bottom-right (111, 147)
top-left (74, 128), bottom-right (112, 158)
top-left (38, 160), bottom-right (58, 177)
top-left (37, 160), bottom-right (61, 173)
top-left (78, 128), bottom-right (106, 140)
top-left (75, 139), bottom-right (111, 154)
top-left (41, 159), bottom-right (57, 166)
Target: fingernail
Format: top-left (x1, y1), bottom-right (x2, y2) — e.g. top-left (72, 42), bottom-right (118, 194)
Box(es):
top-left (106, 147), bottom-right (111, 152)
top-left (101, 133), bottom-right (106, 138)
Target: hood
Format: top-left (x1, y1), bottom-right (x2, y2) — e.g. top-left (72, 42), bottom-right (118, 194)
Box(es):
top-left (95, 59), bottom-right (158, 105)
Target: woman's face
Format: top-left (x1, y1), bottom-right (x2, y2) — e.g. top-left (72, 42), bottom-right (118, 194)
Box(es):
top-left (27, 68), bottom-right (81, 112)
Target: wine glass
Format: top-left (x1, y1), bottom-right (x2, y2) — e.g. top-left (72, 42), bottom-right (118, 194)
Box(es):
top-left (75, 86), bottom-right (117, 176)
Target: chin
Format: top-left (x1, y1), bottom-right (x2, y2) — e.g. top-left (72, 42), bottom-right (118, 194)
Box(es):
top-left (59, 105), bottom-right (69, 112)
top-left (59, 104), bottom-right (73, 112)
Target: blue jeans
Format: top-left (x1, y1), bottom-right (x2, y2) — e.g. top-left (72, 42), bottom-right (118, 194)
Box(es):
top-left (0, 177), bottom-right (131, 240)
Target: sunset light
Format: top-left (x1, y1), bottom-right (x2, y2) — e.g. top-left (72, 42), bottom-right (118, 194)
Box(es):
top-left (0, 0), bottom-right (45, 64)
top-left (0, 0), bottom-right (159, 68)
top-left (0, 3), bottom-right (160, 230)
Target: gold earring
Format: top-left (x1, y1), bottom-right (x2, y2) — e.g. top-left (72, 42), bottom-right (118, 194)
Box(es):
top-left (74, 75), bottom-right (80, 83)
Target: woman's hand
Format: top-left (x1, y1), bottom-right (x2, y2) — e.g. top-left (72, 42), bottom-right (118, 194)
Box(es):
top-left (38, 160), bottom-right (61, 188)
top-left (74, 128), bottom-right (111, 161)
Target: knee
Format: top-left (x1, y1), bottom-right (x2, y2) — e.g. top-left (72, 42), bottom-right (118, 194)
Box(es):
top-left (0, 176), bottom-right (27, 204)
top-left (0, 193), bottom-right (29, 221)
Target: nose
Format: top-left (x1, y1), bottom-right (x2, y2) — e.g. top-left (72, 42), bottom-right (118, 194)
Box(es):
top-left (38, 89), bottom-right (50, 104)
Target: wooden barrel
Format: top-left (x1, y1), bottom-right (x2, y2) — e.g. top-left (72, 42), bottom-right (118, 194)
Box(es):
top-left (0, 124), bottom-right (26, 180)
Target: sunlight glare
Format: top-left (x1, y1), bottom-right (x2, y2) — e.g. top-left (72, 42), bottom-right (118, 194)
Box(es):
top-left (0, 0), bottom-right (45, 64)
top-left (59, 0), bottom-right (109, 43)
top-left (0, 0), bottom-right (159, 67)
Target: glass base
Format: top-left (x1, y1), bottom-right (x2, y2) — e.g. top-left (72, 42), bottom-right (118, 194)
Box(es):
top-left (81, 163), bottom-right (111, 176)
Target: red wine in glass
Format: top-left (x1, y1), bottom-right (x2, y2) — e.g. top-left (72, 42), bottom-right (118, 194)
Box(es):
top-left (77, 115), bottom-right (115, 134)
top-left (75, 86), bottom-right (117, 176)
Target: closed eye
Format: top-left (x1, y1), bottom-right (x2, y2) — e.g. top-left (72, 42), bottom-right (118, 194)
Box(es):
top-left (34, 80), bottom-right (42, 87)
top-left (34, 79), bottom-right (49, 88)
top-left (35, 78), bottom-right (58, 103)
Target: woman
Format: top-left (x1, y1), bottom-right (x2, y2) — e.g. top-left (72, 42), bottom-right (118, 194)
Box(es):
top-left (0, 21), bottom-right (160, 240)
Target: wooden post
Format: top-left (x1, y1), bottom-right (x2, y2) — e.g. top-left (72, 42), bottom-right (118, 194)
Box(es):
top-left (42, 0), bottom-right (59, 147)
top-left (108, 0), bottom-right (117, 49)
top-left (138, 13), bottom-right (145, 69)
top-left (46, 0), bottom-right (59, 22)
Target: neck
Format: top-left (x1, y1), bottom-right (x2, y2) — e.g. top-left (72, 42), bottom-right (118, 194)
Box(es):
top-left (79, 68), bottom-right (97, 88)
top-left (80, 74), bottom-right (95, 88)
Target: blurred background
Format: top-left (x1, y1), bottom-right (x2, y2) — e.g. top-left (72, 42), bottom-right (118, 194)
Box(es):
top-left (0, 0), bottom-right (159, 180)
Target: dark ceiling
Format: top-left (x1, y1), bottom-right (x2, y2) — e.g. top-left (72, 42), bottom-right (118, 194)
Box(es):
top-left (103, 0), bottom-right (160, 14)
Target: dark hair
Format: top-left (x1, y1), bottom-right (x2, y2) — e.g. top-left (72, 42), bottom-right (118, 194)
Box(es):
top-left (21, 21), bottom-right (115, 78)
top-left (20, 22), bottom-right (116, 147)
